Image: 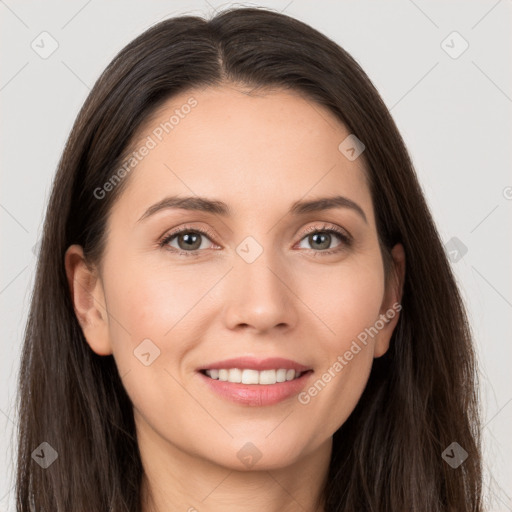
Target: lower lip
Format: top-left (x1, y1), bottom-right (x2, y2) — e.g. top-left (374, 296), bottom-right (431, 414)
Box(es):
top-left (198, 370), bottom-right (313, 406)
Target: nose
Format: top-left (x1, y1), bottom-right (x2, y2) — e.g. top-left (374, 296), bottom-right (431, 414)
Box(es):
top-left (221, 247), bottom-right (299, 335)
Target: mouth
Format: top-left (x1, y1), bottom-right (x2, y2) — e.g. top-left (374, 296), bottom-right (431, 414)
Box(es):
top-left (197, 367), bottom-right (314, 406)
top-left (199, 368), bottom-right (313, 385)
top-left (195, 356), bottom-right (314, 405)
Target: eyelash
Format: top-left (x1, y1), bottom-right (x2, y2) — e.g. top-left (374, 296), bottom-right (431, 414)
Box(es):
top-left (158, 223), bottom-right (352, 258)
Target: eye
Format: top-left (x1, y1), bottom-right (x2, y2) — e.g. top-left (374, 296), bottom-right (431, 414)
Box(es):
top-left (159, 223), bottom-right (352, 257)
top-left (296, 224), bottom-right (352, 256)
top-left (159, 224), bottom-right (217, 257)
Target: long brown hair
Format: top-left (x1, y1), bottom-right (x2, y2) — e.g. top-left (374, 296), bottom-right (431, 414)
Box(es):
top-left (15, 6), bottom-right (483, 511)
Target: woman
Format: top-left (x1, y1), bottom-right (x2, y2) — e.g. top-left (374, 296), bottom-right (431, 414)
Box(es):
top-left (15, 6), bottom-right (483, 511)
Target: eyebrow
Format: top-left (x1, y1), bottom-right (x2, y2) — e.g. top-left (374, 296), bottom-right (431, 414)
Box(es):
top-left (137, 194), bottom-right (368, 224)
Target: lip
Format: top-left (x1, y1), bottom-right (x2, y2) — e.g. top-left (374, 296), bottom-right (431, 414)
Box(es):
top-left (198, 369), bottom-right (314, 406)
top-left (198, 356), bottom-right (312, 373)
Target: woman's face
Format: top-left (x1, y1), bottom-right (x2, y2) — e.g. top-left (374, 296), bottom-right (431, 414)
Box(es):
top-left (66, 85), bottom-right (404, 472)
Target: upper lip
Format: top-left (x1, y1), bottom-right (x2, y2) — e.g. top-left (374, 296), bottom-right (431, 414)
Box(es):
top-left (199, 357), bottom-right (312, 372)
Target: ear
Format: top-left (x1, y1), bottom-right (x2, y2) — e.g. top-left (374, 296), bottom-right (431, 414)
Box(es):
top-left (64, 244), bottom-right (112, 356)
top-left (374, 243), bottom-right (406, 358)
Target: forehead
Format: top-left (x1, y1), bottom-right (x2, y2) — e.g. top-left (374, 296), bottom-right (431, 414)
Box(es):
top-left (110, 85), bottom-right (373, 226)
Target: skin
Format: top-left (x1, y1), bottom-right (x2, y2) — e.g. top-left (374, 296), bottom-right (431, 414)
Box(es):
top-left (65, 84), bottom-right (405, 512)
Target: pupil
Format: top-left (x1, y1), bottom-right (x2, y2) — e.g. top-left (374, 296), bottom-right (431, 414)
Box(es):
top-left (311, 233), bottom-right (330, 250)
top-left (181, 232), bottom-right (200, 250)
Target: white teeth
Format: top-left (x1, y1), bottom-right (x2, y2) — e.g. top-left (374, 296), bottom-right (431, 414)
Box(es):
top-left (242, 369), bottom-right (259, 384)
top-left (258, 370), bottom-right (276, 385)
top-left (228, 368), bottom-right (242, 383)
top-left (276, 369), bottom-right (287, 382)
top-left (204, 368), bottom-right (304, 385)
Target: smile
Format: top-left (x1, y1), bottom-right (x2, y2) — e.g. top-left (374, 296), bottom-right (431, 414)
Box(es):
top-left (201, 368), bottom-right (309, 385)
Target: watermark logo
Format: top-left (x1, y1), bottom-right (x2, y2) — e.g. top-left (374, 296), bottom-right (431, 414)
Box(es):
top-left (445, 236), bottom-right (468, 263)
top-left (442, 442), bottom-right (468, 468)
top-left (31, 441), bottom-right (58, 469)
top-left (236, 236), bottom-right (264, 264)
top-left (133, 338), bottom-right (161, 366)
top-left (441, 31), bottom-right (469, 60)
top-left (31, 31), bottom-right (59, 59)
top-left (237, 442), bottom-right (263, 468)
top-left (338, 134), bottom-right (365, 161)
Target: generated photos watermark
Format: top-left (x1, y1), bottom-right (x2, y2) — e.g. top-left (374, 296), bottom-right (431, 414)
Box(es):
top-left (93, 96), bottom-right (198, 200)
top-left (298, 301), bottom-right (402, 405)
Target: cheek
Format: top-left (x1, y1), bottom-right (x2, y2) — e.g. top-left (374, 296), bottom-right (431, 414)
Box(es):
top-left (98, 255), bottom-right (185, 376)
top-left (102, 263), bottom-right (197, 427)
top-left (300, 347), bottom-right (374, 443)
top-left (102, 253), bottom-right (223, 398)
top-left (293, 256), bottom-right (384, 431)
top-left (106, 255), bottom-right (205, 342)
top-left (296, 254), bottom-right (385, 343)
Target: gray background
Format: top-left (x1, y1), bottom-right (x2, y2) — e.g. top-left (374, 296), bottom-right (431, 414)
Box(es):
top-left (1, 0), bottom-right (511, 510)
